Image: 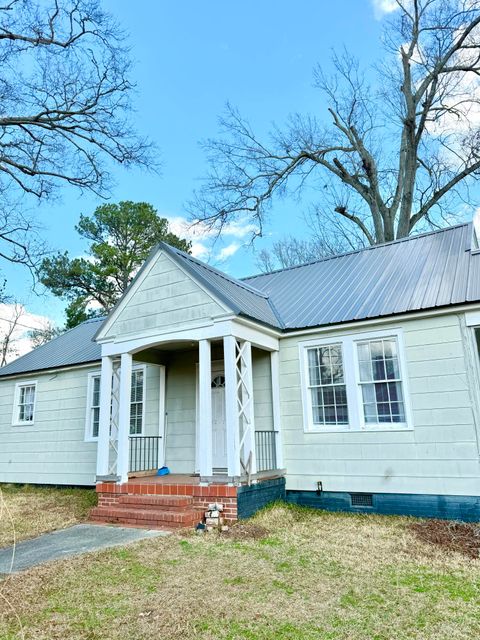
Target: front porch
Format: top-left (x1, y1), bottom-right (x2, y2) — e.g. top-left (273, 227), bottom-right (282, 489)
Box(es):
top-left (93, 320), bottom-right (285, 527)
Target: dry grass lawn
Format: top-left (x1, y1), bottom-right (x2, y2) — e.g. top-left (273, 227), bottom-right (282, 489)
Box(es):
top-left (0, 484), bottom-right (97, 548)
top-left (1, 502), bottom-right (480, 639)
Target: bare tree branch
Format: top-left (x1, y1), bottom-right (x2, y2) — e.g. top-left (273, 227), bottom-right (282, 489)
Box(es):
top-left (190, 0), bottom-right (480, 246)
top-left (0, 0), bottom-right (157, 273)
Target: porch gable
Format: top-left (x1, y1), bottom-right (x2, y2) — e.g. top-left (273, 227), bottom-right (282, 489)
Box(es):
top-left (98, 249), bottom-right (231, 342)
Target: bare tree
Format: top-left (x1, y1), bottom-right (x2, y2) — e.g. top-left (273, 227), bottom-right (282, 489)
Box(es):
top-left (255, 227), bottom-right (364, 273)
top-left (0, 0), bottom-right (155, 272)
top-left (191, 0), bottom-right (480, 245)
top-left (28, 320), bottom-right (61, 347)
top-left (0, 303), bottom-right (23, 365)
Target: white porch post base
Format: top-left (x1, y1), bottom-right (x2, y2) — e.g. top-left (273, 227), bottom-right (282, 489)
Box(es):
top-left (96, 355), bottom-right (113, 478)
top-left (116, 352), bottom-right (132, 483)
top-left (224, 335), bottom-right (241, 477)
top-left (198, 339), bottom-right (213, 477)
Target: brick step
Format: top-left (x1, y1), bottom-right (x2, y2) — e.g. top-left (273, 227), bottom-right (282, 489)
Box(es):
top-left (90, 513), bottom-right (197, 529)
top-left (118, 494), bottom-right (193, 510)
top-left (90, 506), bottom-right (203, 528)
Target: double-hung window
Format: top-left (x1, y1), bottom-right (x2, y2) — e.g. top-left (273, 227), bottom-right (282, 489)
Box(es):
top-left (12, 381), bottom-right (37, 425)
top-left (357, 337), bottom-right (405, 424)
top-left (301, 330), bottom-right (410, 432)
top-left (307, 344), bottom-right (348, 427)
top-left (130, 369), bottom-right (144, 435)
top-left (85, 366), bottom-right (145, 440)
top-left (87, 374), bottom-right (101, 439)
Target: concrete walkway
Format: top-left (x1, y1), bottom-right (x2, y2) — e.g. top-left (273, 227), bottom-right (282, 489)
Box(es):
top-left (0, 523), bottom-right (168, 575)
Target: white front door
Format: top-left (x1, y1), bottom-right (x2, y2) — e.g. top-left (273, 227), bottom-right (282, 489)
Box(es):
top-left (211, 373), bottom-right (227, 470)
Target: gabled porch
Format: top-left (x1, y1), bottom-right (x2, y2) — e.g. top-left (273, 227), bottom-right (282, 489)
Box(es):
top-left (92, 319), bottom-right (285, 527)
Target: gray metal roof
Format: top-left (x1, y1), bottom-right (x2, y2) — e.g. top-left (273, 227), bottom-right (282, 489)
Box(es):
top-left (2, 222), bottom-right (480, 378)
top-left (243, 222), bottom-right (480, 329)
top-left (0, 317), bottom-right (103, 378)
top-left (160, 242), bottom-right (284, 328)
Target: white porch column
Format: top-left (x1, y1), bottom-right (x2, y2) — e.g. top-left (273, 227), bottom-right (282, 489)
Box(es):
top-left (270, 350), bottom-right (284, 469)
top-left (96, 355), bottom-right (113, 478)
top-left (242, 340), bottom-right (257, 476)
top-left (198, 339), bottom-right (213, 477)
top-left (224, 335), bottom-right (241, 477)
top-left (116, 352), bottom-right (133, 483)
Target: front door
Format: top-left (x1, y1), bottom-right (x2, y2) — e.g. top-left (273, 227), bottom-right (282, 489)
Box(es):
top-left (211, 373), bottom-right (227, 470)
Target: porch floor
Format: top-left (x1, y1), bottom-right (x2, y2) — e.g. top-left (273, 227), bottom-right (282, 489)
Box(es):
top-left (127, 474), bottom-right (201, 486)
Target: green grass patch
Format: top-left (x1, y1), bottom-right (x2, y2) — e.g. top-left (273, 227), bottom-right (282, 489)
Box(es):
top-left (1, 504), bottom-right (480, 640)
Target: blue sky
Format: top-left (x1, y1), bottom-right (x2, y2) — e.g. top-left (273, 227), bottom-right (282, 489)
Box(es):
top-left (6, 1), bottom-right (394, 325)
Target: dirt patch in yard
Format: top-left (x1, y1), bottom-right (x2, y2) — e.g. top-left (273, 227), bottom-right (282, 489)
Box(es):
top-left (409, 519), bottom-right (480, 559)
top-left (219, 521), bottom-right (268, 540)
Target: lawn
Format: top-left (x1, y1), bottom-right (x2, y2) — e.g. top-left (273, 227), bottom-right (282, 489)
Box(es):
top-left (0, 484), bottom-right (97, 548)
top-left (1, 503), bottom-right (479, 640)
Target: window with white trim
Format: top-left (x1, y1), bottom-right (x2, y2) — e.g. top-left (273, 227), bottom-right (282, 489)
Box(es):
top-left (301, 330), bottom-right (410, 432)
top-left (12, 381), bottom-right (37, 425)
top-left (87, 374), bottom-right (101, 439)
top-left (130, 369), bottom-right (144, 435)
top-left (357, 337), bottom-right (405, 424)
top-left (306, 344), bottom-right (348, 426)
top-left (85, 367), bottom-right (145, 440)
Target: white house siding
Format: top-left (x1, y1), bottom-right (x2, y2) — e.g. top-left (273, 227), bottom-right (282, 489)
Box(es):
top-left (0, 362), bottom-right (165, 486)
top-left (103, 252), bottom-right (227, 340)
top-left (252, 348), bottom-right (274, 432)
top-left (164, 350), bottom-right (197, 474)
top-left (143, 363), bottom-right (161, 437)
top-left (0, 366), bottom-right (99, 486)
top-left (279, 312), bottom-right (480, 496)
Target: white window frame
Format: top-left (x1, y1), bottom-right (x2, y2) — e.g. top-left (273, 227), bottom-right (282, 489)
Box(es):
top-left (299, 328), bottom-right (413, 433)
top-left (85, 370), bottom-right (101, 442)
top-left (84, 364), bottom-right (146, 442)
top-left (12, 379), bottom-right (38, 426)
top-left (129, 366), bottom-right (147, 438)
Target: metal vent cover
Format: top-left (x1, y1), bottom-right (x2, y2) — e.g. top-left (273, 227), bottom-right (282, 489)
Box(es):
top-left (350, 493), bottom-right (373, 507)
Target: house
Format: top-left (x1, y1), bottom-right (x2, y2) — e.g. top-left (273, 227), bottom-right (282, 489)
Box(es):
top-left (1, 221), bottom-right (480, 525)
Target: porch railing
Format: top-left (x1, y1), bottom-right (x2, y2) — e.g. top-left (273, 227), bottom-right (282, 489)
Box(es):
top-left (255, 430), bottom-right (278, 472)
top-left (128, 436), bottom-right (162, 473)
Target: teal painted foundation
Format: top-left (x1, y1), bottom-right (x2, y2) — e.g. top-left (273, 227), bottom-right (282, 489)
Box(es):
top-left (286, 490), bottom-right (480, 522)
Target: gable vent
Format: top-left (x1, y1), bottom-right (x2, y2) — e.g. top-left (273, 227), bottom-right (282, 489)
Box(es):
top-left (350, 493), bottom-right (373, 507)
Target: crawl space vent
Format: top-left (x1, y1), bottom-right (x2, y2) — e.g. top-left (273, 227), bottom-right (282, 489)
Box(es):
top-left (350, 493), bottom-right (373, 507)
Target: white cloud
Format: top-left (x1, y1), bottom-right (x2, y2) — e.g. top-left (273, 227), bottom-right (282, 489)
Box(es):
top-left (217, 242), bottom-right (241, 261)
top-left (190, 242), bottom-right (209, 259)
top-left (0, 303), bottom-right (53, 365)
top-left (166, 215), bottom-right (258, 264)
top-left (372, 0), bottom-right (399, 19)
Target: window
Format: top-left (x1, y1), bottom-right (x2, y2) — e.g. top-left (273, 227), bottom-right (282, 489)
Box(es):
top-left (85, 366), bottom-right (146, 440)
top-left (130, 369), bottom-right (144, 435)
top-left (306, 344), bottom-right (348, 426)
top-left (357, 338), bottom-right (405, 424)
top-left (12, 381), bottom-right (37, 425)
top-left (87, 374), bottom-right (101, 439)
top-left (300, 330), bottom-right (410, 432)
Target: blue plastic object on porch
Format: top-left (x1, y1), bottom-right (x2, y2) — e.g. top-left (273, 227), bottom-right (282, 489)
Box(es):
top-left (157, 466), bottom-right (170, 476)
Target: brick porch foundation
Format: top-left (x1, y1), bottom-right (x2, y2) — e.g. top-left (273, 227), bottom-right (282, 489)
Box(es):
top-left (93, 479), bottom-right (238, 527)
top-left (92, 476), bottom-right (286, 528)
